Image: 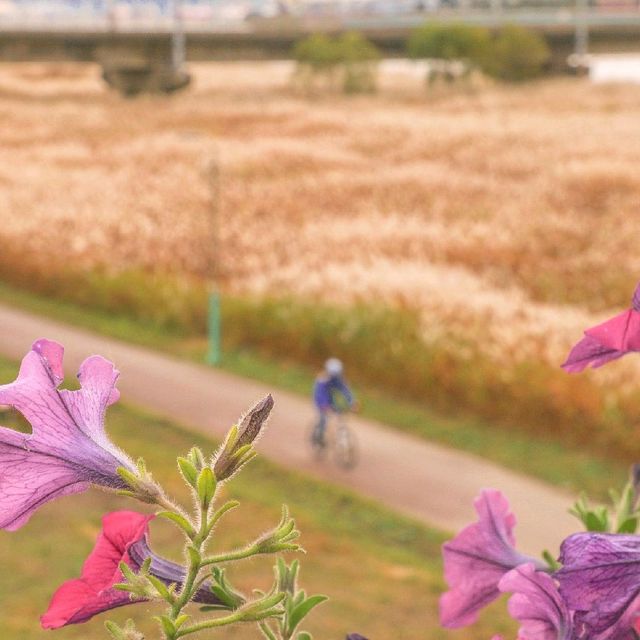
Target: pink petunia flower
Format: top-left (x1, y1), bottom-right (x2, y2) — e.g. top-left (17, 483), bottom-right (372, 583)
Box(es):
top-left (41, 510), bottom-right (219, 628)
top-left (499, 563), bottom-right (574, 640)
top-left (0, 339), bottom-right (136, 530)
top-left (562, 283), bottom-right (640, 373)
top-left (440, 489), bottom-right (544, 628)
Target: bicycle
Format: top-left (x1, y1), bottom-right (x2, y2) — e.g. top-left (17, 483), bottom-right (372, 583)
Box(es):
top-left (310, 410), bottom-right (358, 470)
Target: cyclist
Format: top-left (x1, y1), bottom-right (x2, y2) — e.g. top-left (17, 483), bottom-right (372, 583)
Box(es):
top-left (312, 358), bottom-right (355, 446)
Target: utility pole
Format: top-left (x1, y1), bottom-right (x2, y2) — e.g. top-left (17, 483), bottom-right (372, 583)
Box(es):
top-left (207, 156), bottom-right (222, 366)
top-left (574, 0), bottom-right (589, 72)
top-left (171, 0), bottom-right (186, 72)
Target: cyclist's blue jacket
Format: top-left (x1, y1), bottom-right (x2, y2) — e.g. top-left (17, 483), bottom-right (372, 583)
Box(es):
top-left (313, 374), bottom-right (354, 411)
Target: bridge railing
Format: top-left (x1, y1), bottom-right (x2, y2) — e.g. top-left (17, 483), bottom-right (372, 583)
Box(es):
top-left (1, 0), bottom-right (639, 33)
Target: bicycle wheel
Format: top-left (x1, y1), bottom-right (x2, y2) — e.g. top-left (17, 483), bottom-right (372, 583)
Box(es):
top-left (308, 421), bottom-right (327, 461)
top-left (333, 420), bottom-right (357, 469)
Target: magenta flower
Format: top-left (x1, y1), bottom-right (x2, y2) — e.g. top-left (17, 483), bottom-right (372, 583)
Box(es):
top-left (499, 563), bottom-right (574, 640)
top-left (440, 489), bottom-right (544, 628)
top-left (0, 339), bottom-right (136, 530)
top-left (556, 533), bottom-right (640, 640)
top-left (41, 510), bottom-right (220, 628)
top-left (562, 282), bottom-right (640, 373)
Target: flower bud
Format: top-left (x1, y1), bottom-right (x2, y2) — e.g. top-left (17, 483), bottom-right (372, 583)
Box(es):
top-left (213, 395), bottom-right (274, 482)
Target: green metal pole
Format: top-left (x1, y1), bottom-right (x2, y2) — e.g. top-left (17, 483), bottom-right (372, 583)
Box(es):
top-left (207, 154), bottom-right (221, 366)
top-left (207, 290), bottom-right (221, 365)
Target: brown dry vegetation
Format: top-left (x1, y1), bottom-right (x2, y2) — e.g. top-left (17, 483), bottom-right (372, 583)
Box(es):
top-left (2, 60), bottom-right (640, 423)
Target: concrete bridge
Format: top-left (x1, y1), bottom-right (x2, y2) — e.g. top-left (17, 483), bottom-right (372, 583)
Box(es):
top-left (2, 4), bottom-right (640, 92)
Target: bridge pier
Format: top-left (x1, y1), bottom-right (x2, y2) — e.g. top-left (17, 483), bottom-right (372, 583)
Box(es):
top-left (96, 38), bottom-right (190, 95)
top-left (100, 63), bottom-right (190, 96)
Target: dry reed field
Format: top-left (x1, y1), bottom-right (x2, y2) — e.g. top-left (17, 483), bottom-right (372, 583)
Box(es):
top-left (2, 60), bottom-right (640, 396)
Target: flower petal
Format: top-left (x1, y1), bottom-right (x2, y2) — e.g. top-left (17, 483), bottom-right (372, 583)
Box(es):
top-left (59, 355), bottom-right (121, 443)
top-left (585, 310), bottom-right (640, 352)
top-left (41, 511), bottom-right (153, 629)
top-left (0, 427), bottom-right (88, 530)
top-left (561, 334), bottom-right (625, 373)
top-left (40, 575), bottom-right (133, 628)
top-left (0, 340), bottom-right (134, 529)
top-left (556, 533), bottom-right (640, 640)
top-left (440, 490), bottom-right (541, 628)
top-left (41, 511), bottom-right (221, 629)
top-left (499, 563), bottom-right (573, 640)
top-left (632, 283), bottom-right (640, 313)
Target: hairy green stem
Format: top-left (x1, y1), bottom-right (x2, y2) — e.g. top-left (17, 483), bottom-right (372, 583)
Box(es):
top-left (201, 544), bottom-right (259, 566)
top-left (259, 621), bottom-right (279, 640)
top-left (156, 494), bottom-right (189, 519)
top-left (164, 503), bottom-right (210, 637)
top-left (175, 610), bottom-right (246, 637)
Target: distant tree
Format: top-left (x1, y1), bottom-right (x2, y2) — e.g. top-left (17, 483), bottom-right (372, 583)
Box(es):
top-left (292, 32), bottom-right (380, 94)
top-left (293, 33), bottom-right (343, 74)
top-left (407, 22), bottom-right (551, 86)
top-left (481, 25), bottom-right (551, 82)
top-left (406, 23), bottom-right (492, 86)
top-left (338, 31), bottom-right (381, 94)
top-left (407, 23), bottom-right (492, 64)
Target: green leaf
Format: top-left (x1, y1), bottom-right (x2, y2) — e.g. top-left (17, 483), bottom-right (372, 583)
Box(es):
top-left (231, 443), bottom-right (253, 459)
top-left (187, 446), bottom-right (206, 468)
top-left (187, 449), bottom-right (204, 469)
top-left (259, 622), bottom-right (279, 640)
top-left (116, 466), bottom-right (140, 489)
top-left (297, 633), bottom-right (313, 640)
top-left (157, 511), bottom-right (196, 538)
top-left (617, 516), bottom-right (638, 534)
top-left (541, 549), bottom-right (560, 571)
top-left (225, 425), bottom-right (240, 450)
top-left (118, 561), bottom-right (137, 582)
top-left (585, 511), bottom-right (608, 532)
top-left (154, 615), bottom-right (177, 638)
top-left (199, 604), bottom-right (230, 612)
top-left (197, 467), bottom-right (216, 509)
top-left (206, 500), bottom-right (240, 536)
top-left (174, 614), bottom-right (190, 629)
top-left (287, 595), bottom-right (328, 634)
top-left (146, 574), bottom-right (173, 601)
top-left (209, 567), bottom-right (246, 609)
top-left (104, 620), bottom-right (125, 639)
top-left (177, 457), bottom-right (199, 488)
top-left (292, 591), bottom-right (306, 608)
top-left (116, 489), bottom-right (138, 499)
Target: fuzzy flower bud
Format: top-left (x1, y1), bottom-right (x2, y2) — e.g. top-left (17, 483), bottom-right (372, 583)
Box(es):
top-left (213, 395), bottom-right (274, 482)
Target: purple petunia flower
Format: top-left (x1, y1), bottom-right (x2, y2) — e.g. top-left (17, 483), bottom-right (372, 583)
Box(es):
top-left (440, 489), bottom-right (545, 628)
top-left (499, 563), bottom-right (574, 640)
top-left (0, 339), bottom-right (136, 530)
top-left (562, 282), bottom-right (640, 373)
top-left (556, 533), bottom-right (640, 640)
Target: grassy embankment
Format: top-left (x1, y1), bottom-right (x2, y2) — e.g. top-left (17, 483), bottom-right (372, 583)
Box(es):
top-left (0, 278), bottom-right (628, 500)
top-left (2, 70), bottom-right (640, 499)
top-left (0, 357), bottom-right (517, 640)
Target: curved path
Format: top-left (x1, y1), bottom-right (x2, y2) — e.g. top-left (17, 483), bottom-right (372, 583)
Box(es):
top-left (0, 302), bottom-right (578, 555)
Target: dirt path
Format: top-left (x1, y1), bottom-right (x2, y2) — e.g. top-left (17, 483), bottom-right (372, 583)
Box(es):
top-left (0, 302), bottom-right (579, 555)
